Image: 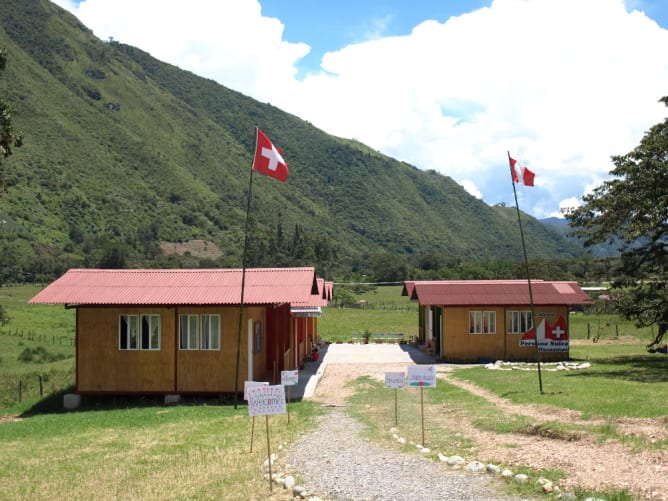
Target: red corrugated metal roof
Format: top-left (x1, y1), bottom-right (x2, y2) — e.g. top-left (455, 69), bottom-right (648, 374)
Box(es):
top-left (29, 268), bottom-right (320, 306)
top-left (406, 280), bottom-right (593, 306)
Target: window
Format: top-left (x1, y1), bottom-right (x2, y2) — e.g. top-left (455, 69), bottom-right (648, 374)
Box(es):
top-left (508, 311), bottom-right (534, 334)
top-left (180, 314), bottom-right (221, 351)
top-left (120, 314), bottom-right (160, 350)
top-left (469, 311), bottom-right (496, 334)
top-left (180, 314), bottom-right (199, 350)
top-left (200, 314), bottom-right (221, 350)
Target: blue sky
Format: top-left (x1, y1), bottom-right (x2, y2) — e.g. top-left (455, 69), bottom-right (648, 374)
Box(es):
top-left (55, 0), bottom-right (668, 219)
top-left (261, 0), bottom-right (492, 77)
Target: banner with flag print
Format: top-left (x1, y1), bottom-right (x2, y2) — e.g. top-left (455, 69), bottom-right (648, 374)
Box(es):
top-left (252, 128), bottom-right (288, 182)
top-left (509, 155), bottom-right (535, 187)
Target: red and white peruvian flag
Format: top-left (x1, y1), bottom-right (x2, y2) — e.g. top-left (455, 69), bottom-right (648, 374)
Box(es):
top-left (252, 128), bottom-right (288, 182)
top-left (509, 155), bottom-right (535, 187)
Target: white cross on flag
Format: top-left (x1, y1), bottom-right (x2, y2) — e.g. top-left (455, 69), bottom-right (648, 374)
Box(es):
top-left (252, 128), bottom-right (288, 182)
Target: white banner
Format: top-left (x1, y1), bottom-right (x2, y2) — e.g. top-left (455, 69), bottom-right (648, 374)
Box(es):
top-left (243, 380), bottom-right (268, 401)
top-left (384, 371), bottom-right (406, 388)
top-left (407, 365), bottom-right (437, 388)
top-left (247, 384), bottom-right (287, 417)
top-left (281, 370), bottom-right (299, 386)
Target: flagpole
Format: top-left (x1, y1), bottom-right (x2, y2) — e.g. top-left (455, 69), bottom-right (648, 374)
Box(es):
top-left (234, 131), bottom-right (258, 410)
top-left (508, 151), bottom-right (544, 394)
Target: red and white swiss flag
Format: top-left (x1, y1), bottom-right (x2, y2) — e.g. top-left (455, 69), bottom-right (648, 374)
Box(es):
top-left (252, 128), bottom-right (288, 182)
top-left (509, 155), bottom-right (535, 187)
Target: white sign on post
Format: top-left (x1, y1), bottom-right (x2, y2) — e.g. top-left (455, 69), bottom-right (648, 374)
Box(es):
top-left (281, 370), bottom-right (299, 386)
top-left (247, 384), bottom-right (287, 417)
top-left (244, 380), bottom-right (268, 401)
top-left (407, 365), bottom-right (437, 388)
top-left (384, 371), bottom-right (406, 388)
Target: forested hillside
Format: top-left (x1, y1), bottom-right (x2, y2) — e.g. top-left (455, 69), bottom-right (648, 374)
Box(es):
top-left (0, 0), bottom-right (582, 282)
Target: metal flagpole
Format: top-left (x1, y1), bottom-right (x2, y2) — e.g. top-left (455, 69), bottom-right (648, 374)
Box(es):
top-left (508, 151), bottom-right (544, 394)
top-left (234, 133), bottom-right (257, 410)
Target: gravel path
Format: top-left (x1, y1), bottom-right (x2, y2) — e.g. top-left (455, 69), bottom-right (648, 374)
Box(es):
top-left (284, 406), bottom-right (529, 501)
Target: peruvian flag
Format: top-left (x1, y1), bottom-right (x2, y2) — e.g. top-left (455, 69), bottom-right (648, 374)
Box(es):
top-left (252, 128), bottom-right (288, 182)
top-left (509, 155), bottom-right (535, 187)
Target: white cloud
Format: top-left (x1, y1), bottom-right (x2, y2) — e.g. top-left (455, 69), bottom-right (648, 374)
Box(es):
top-left (59, 0), bottom-right (668, 217)
top-left (461, 180), bottom-right (483, 199)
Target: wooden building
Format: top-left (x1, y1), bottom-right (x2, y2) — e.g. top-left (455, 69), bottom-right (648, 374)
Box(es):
top-left (404, 280), bottom-right (593, 362)
top-left (290, 278), bottom-right (332, 370)
top-left (29, 268), bottom-right (330, 395)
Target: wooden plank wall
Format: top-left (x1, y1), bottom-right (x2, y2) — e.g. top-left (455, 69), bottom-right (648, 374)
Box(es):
top-left (77, 305), bottom-right (267, 394)
top-left (439, 305), bottom-right (570, 362)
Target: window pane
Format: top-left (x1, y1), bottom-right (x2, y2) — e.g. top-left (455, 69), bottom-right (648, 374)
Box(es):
top-left (180, 315), bottom-right (189, 349)
top-left (141, 316), bottom-right (150, 350)
top-left (120, 315), bottom-right (128, 350)
top-left (210, 316), bottom-right (220, 350)
top-left (150, 315), bottom-right (160, 350)
top-left (189, 315), bottom-right (199, 349)
top-left (487, 312), bottom-right (496, 334)
top-left (201, 315), bottom-right (210, 349)
top-left (129, 315), bottom-right (138, 349)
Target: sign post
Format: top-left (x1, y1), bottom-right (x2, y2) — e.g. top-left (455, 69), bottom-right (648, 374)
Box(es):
top-left (247, 384), bottom-right (287, 493)
top-left (281, 369), bottom-right (299, 424)
top-left (384, 371), bottom-right (405, 426)
top-left (407, 365), bottom-right (436, 446)
top-left (244, 381), bottom-right (268, 453)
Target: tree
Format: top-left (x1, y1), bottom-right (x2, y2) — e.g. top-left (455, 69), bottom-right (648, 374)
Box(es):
top-left (0, 49), bottom-right (24, 186)
top-left (565, 96), bottom-right (668, 348)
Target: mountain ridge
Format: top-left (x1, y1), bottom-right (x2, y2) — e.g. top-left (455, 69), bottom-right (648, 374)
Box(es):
top-left (0, 0), bottom-right (583, 281)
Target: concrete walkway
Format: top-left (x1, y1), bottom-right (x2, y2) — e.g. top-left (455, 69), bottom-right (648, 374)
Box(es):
top-left (292, 342), bottom-right (436, 400)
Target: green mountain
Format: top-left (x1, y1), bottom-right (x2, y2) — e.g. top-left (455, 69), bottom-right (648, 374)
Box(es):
top-left (0, 0), bottom-right (582, 281)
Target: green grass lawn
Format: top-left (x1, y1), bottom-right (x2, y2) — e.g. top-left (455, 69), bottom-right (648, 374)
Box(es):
top-left (0, 398), bottom-right (322, 500)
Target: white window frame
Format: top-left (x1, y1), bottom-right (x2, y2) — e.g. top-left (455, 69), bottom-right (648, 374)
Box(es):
top-left (179, 314), bottom-right (221, 351)
top-left (200, 314), bottom-right (221, 350)
top-left (508, 310), bottom-right (534, 334)
top-left (119, 314), bottom-right (161, 350)
top-left (468, 311), bottom-right (496, 334)
top-left (180, 314), bottom-right (200, 350)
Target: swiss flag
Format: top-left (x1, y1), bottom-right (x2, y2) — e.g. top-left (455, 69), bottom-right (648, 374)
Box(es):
top-left (252, 128), bottom-right (288, 182)
top-left (509, 155), bottom-right (535, 187)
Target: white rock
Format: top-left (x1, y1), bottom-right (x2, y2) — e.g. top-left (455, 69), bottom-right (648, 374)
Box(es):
top-left (397, 437), bottom-right (406, 444)
top-left (284, 475), bottom-right (295, 489)
top-left (501, 469), bottom-right (514, 478)
top-left (465, 461), bottom-right (486, 472)
top-left (447, 455), bottom-right (465, 466)
top-left (263, 453), bottom-right (278, 468)
top-left (486, 464), bottom-right (501, 474)
top-left (514, 473), bottom-right (529, 483)
top-left (420, 447), bottom-right (430, 454)
top-left (538, 477), bottom-right (554, 492)
top-left (438, 453), bottom-right (448, 462)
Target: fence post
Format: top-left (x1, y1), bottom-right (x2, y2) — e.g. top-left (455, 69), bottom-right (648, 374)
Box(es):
top-left (39, 374), bottom-right (44, 397)
top-left (18, 380), bottom-right (22, 403)
top-left (587, 323), bottom-right (590, 340)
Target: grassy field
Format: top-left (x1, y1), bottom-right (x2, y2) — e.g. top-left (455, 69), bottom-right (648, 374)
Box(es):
top-left (1, 284), bottom-right (666, 500)
top-left (0, 398), bottom-right (322, 500)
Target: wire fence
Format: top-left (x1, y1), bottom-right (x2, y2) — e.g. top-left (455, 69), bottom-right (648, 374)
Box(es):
top-left (0, 328), bottom-right (75, 346)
